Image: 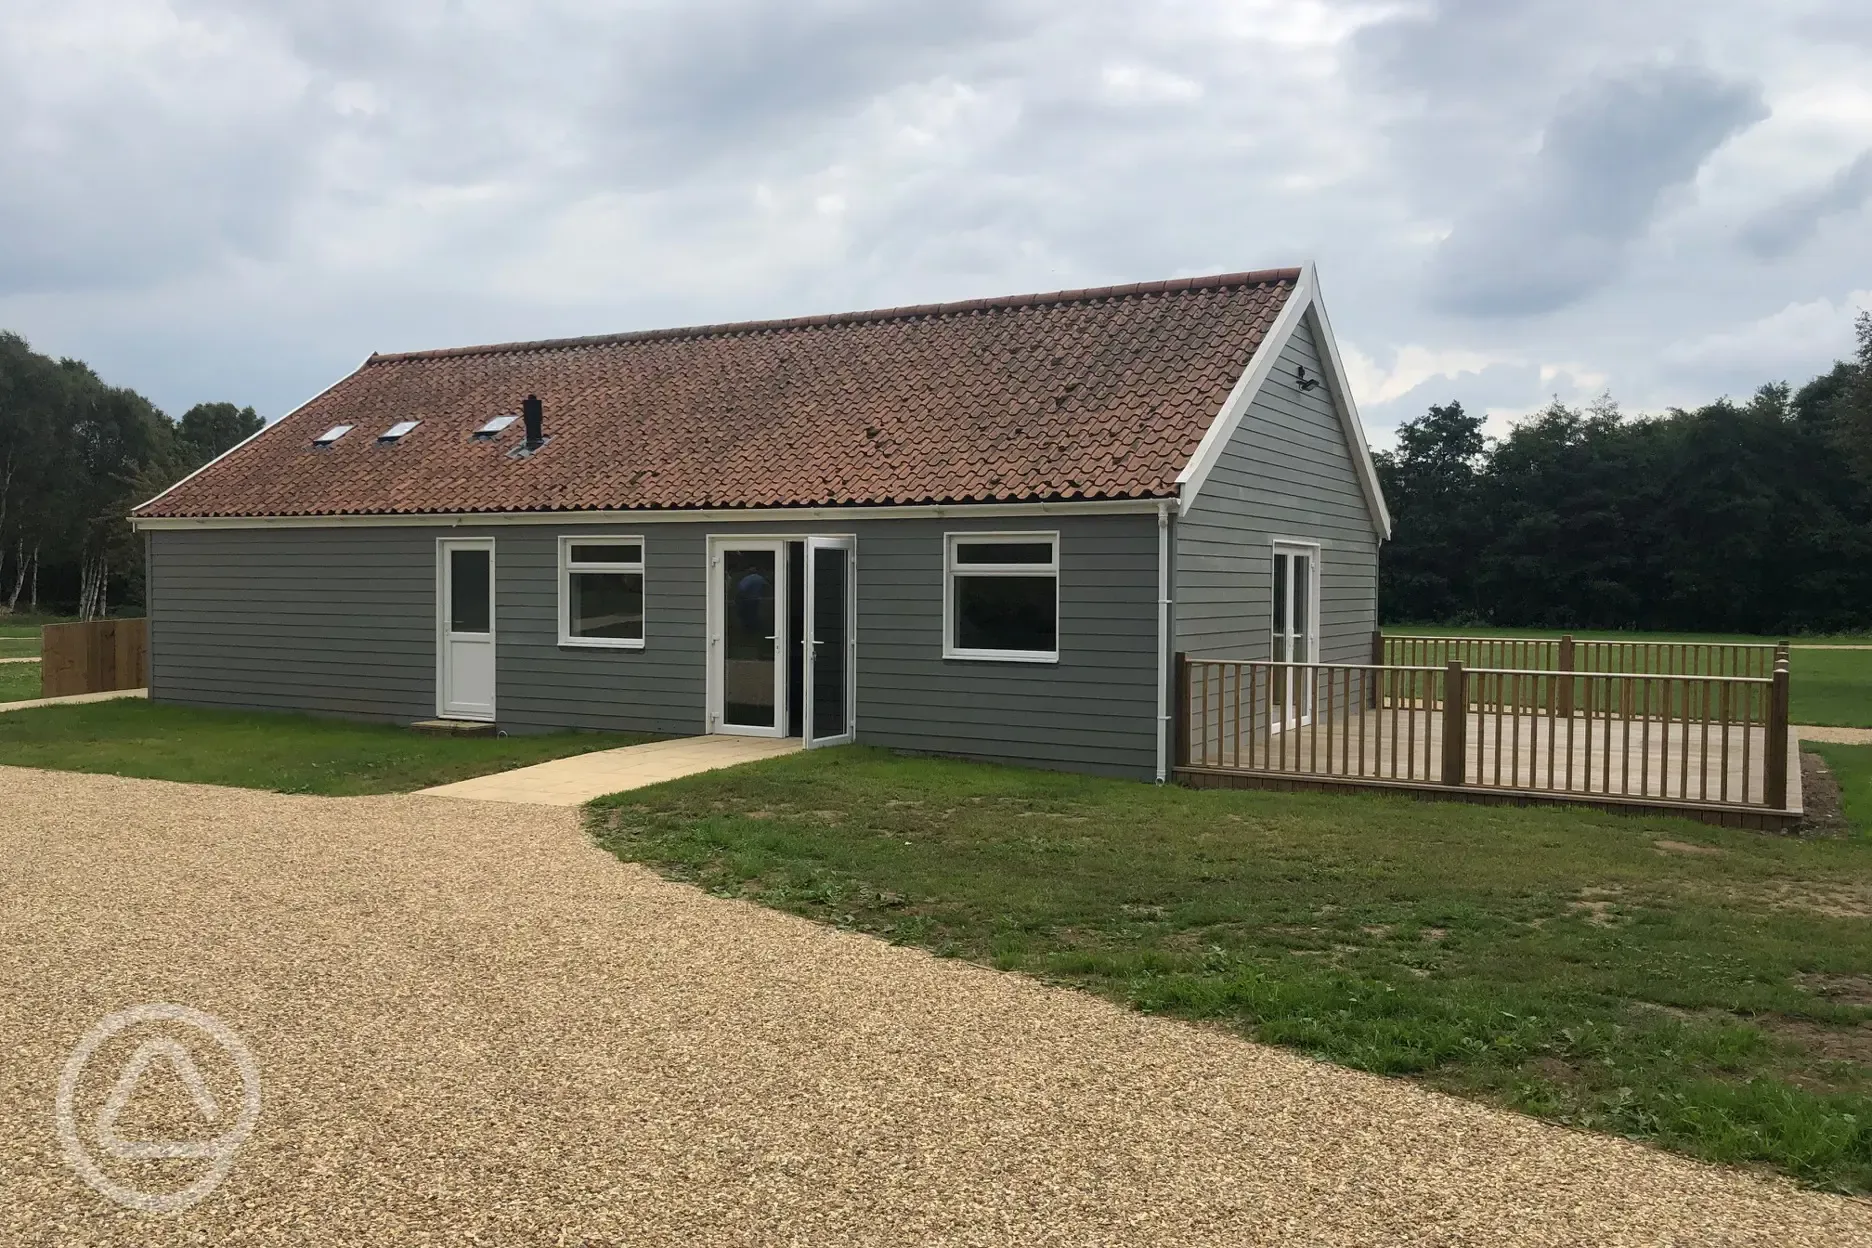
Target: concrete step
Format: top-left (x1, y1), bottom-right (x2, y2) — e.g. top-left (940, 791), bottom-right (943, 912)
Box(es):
top-left (409, 718), bottom-right (498, 737)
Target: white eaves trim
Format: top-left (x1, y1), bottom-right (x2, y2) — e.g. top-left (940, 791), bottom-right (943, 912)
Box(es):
top-left (130, 496), bottom-right (1167, 532)
top-left (1173, 262), bottom-right (1392, 540)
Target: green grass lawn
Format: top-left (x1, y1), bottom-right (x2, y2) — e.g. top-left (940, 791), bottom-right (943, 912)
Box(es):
top-left (0, 661), bottom-right (40, 702)
top-left (1386, 624), bottom-right (1872, 645)
top-left (1384, 624), bottom-right (1872, 728)
top-left (1814, 744), bottom-right (1872, 836)
top-left (0, 613), bottom-right (83, 658)
top-left (0, 700), bottom-right (651, 795)
top-left (592, 748), bottom-right (1872, 1192)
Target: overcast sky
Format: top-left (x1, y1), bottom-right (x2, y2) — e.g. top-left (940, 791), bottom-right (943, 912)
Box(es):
top-left (3, 0), bottom-right (1869, 445)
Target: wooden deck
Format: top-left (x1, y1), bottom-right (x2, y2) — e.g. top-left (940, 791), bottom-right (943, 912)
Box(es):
top-left (1175, 652), bottom-right (1800, 830)
top-left (1181, 703), bottom-right (1803, 829)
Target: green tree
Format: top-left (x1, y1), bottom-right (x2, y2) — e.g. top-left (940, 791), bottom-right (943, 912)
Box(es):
top-left (1373, 401), bottom-right (1488, 622)
top-left (176, 402), bottom-right (262, 466)
top-left (1836, 311), bottom-right (1872, 487)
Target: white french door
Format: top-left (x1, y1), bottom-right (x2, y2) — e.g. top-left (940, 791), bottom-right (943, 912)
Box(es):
top-left (708, 539), bottom-right (787, 737)
top-left (803, 536), bottom-right (856, 747)
top-left (1271, 542), bottom-right (1319, 731)
top-left (437, 538), bottom-right (496, 721)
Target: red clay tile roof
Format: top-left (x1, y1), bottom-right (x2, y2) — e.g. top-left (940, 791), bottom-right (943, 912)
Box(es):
top-left (137, 269), bottom-right (1300, 518)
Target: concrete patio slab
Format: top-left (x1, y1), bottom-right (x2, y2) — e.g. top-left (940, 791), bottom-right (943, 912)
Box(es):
top-left (418, 733), bottom-right (805, 805)
top-left (1798, 725), bottom-right (1872, 744)
top-left (0, 687), bottom-right (146, 713)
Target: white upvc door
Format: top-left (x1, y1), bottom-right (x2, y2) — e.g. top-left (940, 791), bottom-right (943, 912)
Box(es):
top-left (803, 535), bottom-right (856, 747)
top-left (708, 538), bottom-right (787, 738)
top-left (1272, 542), bottom-right (1319, 731)
top-left (437, 538), bottom-right (496, 721)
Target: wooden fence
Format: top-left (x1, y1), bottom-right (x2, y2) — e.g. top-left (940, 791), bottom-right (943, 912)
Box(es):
top-left (1380, 632), bottom-right (1785, 679)
top-left (1176, 652), bottom-right (1792, 823)
top-left (40, 618), bottom-right (148, 698)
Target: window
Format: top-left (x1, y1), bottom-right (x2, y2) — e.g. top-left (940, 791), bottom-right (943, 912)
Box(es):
top-left (379, 420), bottom-right (419, 443)
top-left (944, 532), bottom-right (1058, 662)
top-left (474, 415), bottom-right (518, 439)
top-left (559, 537), bottom-right (645, 648)
top-left (313, 424), bottom-right (352, 446)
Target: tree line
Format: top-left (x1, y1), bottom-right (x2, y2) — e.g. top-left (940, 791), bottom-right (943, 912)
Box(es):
top-left (1375, 314), bottom-right (1872, 635)
top-left (0, 332), bottom-right (260, 618)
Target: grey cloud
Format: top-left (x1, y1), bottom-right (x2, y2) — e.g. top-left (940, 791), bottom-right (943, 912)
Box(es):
top-left (1429, 63), bottom-right (1767, 317)
top-left (0, 51), bottom-right (318, 294)
top-left (1740, 149), bottom-right (1872, 258)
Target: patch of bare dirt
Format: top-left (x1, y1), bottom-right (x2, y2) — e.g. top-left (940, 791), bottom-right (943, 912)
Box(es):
top-left (1797, 752), bottom-right (1851, 837)
top-left (1798, 973), bottom-right (1872, 1007)
top-left (1569, 886), bottom-right (1626, 927)
top-left (1763, 1017), bottom-right (1872, 1068)
top-left (1745, 882), bottom-right (1872, 919)
top-left (1654, 839), bottom-right (1724, 857)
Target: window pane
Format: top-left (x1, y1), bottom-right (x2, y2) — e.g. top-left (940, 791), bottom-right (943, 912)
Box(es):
top-left (722, 549), bottom-right (777, 727)
top-left (449, 548), bottom-right (491, 634)
top-left (811, 545), bottom-right (848, 740)
top-left (954, 541), bottom-right (1053, 565)
top-left (1273, 552), bottom-right (1288, 641)
top-left (955, 574), bottom-right (1056, 654)
top-left (568, 543), bottom-right (641, 565)
top-left (1293, 555), bottom-right (1311, 662)
top-left (570, 571), bottom-right (643, 640)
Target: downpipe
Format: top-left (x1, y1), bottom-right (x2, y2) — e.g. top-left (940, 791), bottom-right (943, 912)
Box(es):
top-left (1155, 500), bottom-right (1172, 784)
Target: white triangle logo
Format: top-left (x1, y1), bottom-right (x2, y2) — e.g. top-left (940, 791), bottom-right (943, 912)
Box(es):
top-left (94, 1038), bottom-right (225, 1160)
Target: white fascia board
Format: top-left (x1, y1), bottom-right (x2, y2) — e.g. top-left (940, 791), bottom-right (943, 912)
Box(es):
top-left (130, 358), bottom-right (375, 516)
top-left (1173, 264), bottom-right (1315, 515)
top-left (1306, 272), bottom-right (1393, 540)
top-left (1173, 262), bottom-right (1392, 541)
top-left (130, 496), bottom-right (1168, 532)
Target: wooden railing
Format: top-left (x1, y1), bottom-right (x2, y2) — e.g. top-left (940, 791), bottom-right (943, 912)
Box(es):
top-left (40, 618), bottom-right (148, 698)
top-left (1176, 653), bottom-right (1791, 813)
top-left (1380, 632), bottom-right (1785, 680)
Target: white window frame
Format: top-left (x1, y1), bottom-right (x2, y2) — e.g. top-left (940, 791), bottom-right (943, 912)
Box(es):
top-left (942, 531), bottom-right (1060, 664)
top-left (1270, 538), bottom-right (1322, 731)
top-left (558, 535), bottom-right (647, 649)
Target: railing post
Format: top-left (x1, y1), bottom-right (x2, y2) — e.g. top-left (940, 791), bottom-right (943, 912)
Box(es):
top-left (1765, 657), bottom-right (1790, 810)
top-left (1557, 634), bottom-right (1575, 719)
top-left (1174, 652), bottom-right (1191, 769)
top-left (1369, 629), bottom-right (1384, 708)
top-left (1442, 660), bottom-right (1467, 786)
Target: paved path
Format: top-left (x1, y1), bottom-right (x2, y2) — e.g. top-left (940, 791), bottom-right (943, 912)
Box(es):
top-left (0, 687), bottom-right (145, 713)
top-left (419, 733), bottom-right (804, 804)
top-left (1, 768), bottom-right (1866, 1246)
top-left (1798, 725), bottom-right (1872, 745)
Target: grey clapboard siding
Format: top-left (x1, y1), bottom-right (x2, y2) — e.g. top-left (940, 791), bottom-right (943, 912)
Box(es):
top-left (1174, 312), bottom-right (1381, 663)
top-left (148, 527), bottom-right (441, 721)
top-left (149, 510), bottom-right (1162, 778)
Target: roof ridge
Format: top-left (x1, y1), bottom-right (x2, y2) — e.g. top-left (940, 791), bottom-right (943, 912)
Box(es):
top-left (365, 267), bottom-right (1303, 364)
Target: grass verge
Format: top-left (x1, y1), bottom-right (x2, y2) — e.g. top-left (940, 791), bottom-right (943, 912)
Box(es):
top-left (591, 747), bottom-right (1872, 1192)
top-left (0, 700), bottom-right (650, 795)
top-left (0, 662), bottom-right (40, 703)
top-left (1385, 624), bottom-right (1872, 728)
top-left (1812, 744), bottom-right (1872, 836)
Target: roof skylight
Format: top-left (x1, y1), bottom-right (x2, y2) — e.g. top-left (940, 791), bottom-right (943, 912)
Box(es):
top-left (474, 414), bottom-right (519, 439)
top-left (379, 420), bottom-right (420, 443)
top-left (313, 424), bottom-right (353, 446)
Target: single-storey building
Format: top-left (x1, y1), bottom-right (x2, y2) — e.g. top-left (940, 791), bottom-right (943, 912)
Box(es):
top-left (131, 264), bottom-right (1390, 781)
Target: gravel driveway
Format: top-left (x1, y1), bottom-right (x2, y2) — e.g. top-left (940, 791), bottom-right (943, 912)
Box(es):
top-left (1, 766), bottom-right (1867, 1246)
